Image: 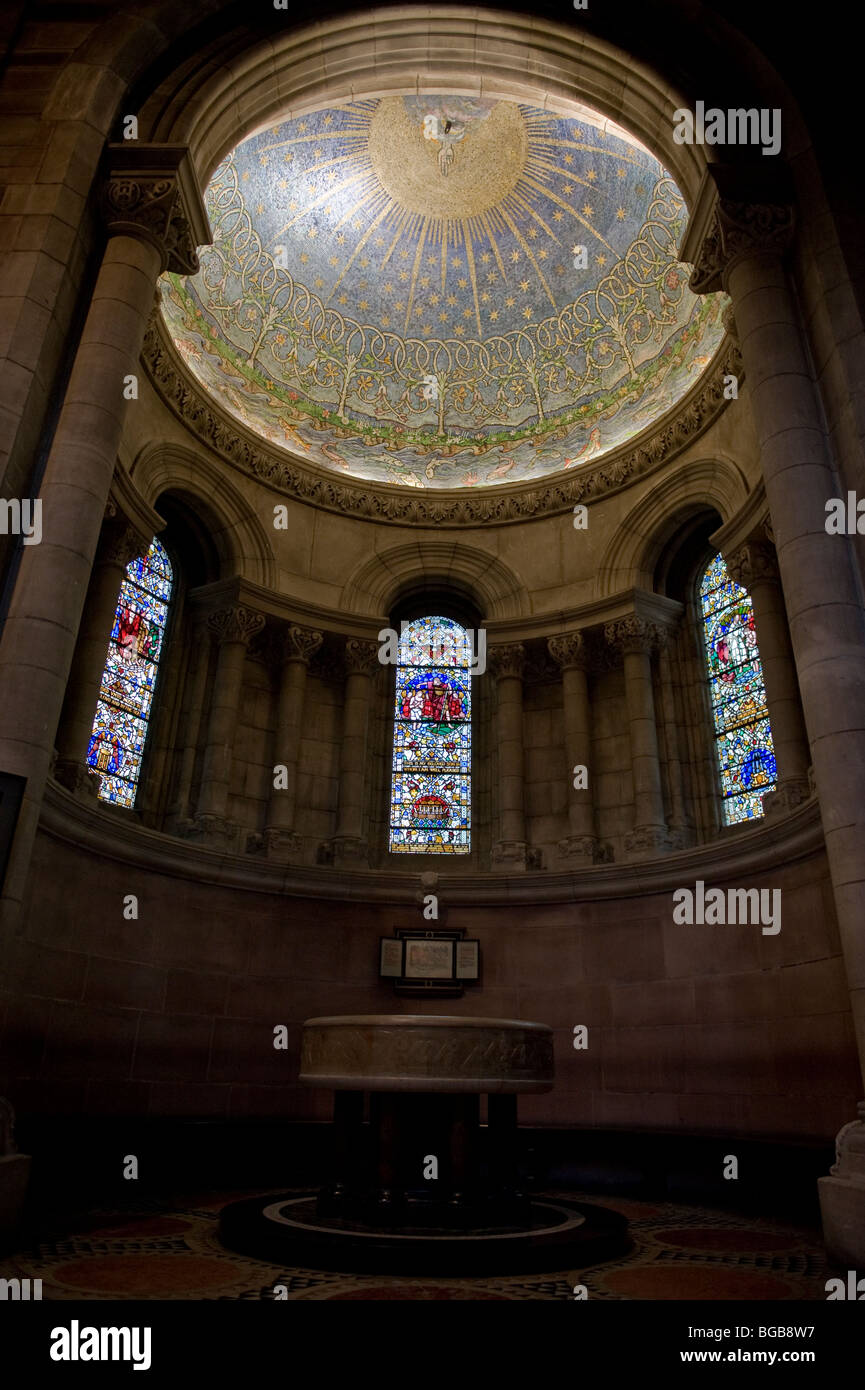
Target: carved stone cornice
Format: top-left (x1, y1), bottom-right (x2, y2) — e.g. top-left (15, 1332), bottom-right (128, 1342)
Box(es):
top-left (207, 605), bottom-right (265, 647)
top-left (547, 631), bottom-right (589, 672)
top-left (100, 144), bottom-right (210, 276)
top-left (141, 319), bottom-right (742, 529)
top-left (488, 643), bottom-right (526, 681)
top-left (280, 624), bottom-right (324, 667)
top-left (344, 638), bottom-right (379, 676)
top-left (604, 617), bottom-right (668, 657)
top-left (689, 200), bottom-right (795, 295)
top-left (726, 538), bottom-right (779, 590)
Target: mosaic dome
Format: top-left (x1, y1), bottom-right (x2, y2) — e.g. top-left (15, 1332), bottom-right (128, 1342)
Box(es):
top-left (160, 96), bottom-right (726, 489)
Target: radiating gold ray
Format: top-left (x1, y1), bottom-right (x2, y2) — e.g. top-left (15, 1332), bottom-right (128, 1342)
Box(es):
top-left (519, 175), bottom-right (617, 253)
top-left (508, 189), bottom-right (562, 246)
top-left (404, 219), bottom-right (429, 335)
top-left (478, 211), bottom-right (509, 286)
top-left (497, 206), bottom-right (558, 313)
top-left (325, 200), bottom-right (397, 304)
top-left (275, 169), bottom-right (377, 237)
top-left (381, 210), bottom-right (411, 268)
top-left (331, 182), bottom-right (384, 233)
top-left (545, 137), bottom-right (644, 165)
top-left (461, 225), bottom-right (483, 338)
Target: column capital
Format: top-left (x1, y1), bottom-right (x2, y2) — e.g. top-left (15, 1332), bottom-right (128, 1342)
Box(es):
top-left (726, 537), bottom-right (780, 590)
top-left (689, 198), bottom-right (795, 295)
top-left (343, 637), bottom-right (379, 676)
top-left (279, 624), bottom-right (323, 667)
top-left (100, 144), bottom-right (210, 276)
top-left (604, 616), bottom-right (667, 657)
top-left (547, 631), bottom-right (590, 672)
top-left (207, 605), bottom-right (265, 647)
top-left (97, 515), bottom-right (151, 571)
top-left (488, 643), bottom-right (525, 680)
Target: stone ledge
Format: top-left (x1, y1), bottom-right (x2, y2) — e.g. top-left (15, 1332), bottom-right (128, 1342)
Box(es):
top-left (39, 778), bottom-right (825, 906)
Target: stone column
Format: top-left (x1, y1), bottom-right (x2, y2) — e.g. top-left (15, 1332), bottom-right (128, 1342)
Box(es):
top-left (166, 613), bottom-right (210, 825)
top-left (488, 643), bottom-right (530, 870)
top-left (261, 623), bottom-right (323, 860)
top-left (657, 641), bottom-right (694, 849)
top-left (604, 617), bottom-right (671, 858)
top-left (53, 515), bottom-right (151, 798)
top-left (185, 605), bottom-right (264, 843)
top-left (684, 177), bottom-right (865, 1261)
top-left (330, 638), bottom-right (378, 866)
top-left (726, 537), bottom-right (811, 817)
top-left (547, 631), bottom-right (605, 864)
top-left (0, 145), bottom-right (208, 928)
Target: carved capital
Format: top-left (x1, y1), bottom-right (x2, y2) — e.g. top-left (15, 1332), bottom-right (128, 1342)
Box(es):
top-left (689, 199), bottom-right (795, 295)
top-left (488, 643), bottom-right (525, 681)
top-left (343, 638), bottom-right (379, 676)
top-left (624, 825), bottom-right (673, 859)
top-left (100, 145), bottom-right (208, 275)
top-left (280, 624), bottom-right (324, 667)
top-left (726, 538), bottom-right (779, 590)
top-left (604, 617), bottom-right (667, 657)
top-left (556, 835), bottom-right (612, 865)
top-left (547, 631), bottom-right (589, 672)
top-left (207, 605), bottom-right (266, 647)
top-left (98, 517), bottom-right (150, 571)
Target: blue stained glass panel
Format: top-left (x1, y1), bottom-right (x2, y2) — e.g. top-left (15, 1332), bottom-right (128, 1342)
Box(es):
top-left (699, 553), bottom-right (776, 825)
top-left (389, 616), bottom-right (473, 853)
top-left (87, 538), bottom-right (173, 808)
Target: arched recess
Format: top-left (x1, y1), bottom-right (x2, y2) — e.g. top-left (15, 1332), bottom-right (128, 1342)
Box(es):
top-left (595, 455), bottom-right (751, 598)
top-left (129, 442), bottom-right (277, 589)
top-left (340, 541), bottom-right (530, 620)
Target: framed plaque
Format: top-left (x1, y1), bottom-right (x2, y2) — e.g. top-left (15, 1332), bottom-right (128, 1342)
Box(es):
top-left (455, 939), bottom-right (479, 980)
top-left (404, 938), bottom-right (454, 980)
top-left (379, 938), bottom-right (404, 978)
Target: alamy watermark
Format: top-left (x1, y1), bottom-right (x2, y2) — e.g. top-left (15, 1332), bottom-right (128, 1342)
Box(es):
top-left (377, 622), bottom-right (486, 675)
top-left (0, 498), bottom-right (41, 545)
top-left (672, 880), bottom-right (781, 935)
top-left (673, 102), bottom-right (781, 157)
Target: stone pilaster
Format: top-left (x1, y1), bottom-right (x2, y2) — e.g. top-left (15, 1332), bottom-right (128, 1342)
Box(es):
top-left (0, 145), bottom-right (209, 929)
top-left (488, 643), bottom-right (531, 870)
top-left (179, 604), bottom-right (264, 845)
top-left (604, 617), bottom-right (671, 858)
top-left (257, 624), bottom-right (323, 861)
top-left (329, 638), bottom-right (378, 866)
top-left (726, 537), bottom-right (811, 817)
top-left (547, 631), bottom-right (608, 865)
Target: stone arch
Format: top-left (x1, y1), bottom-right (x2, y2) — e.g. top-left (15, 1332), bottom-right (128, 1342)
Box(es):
top-left (129, 442), bottom-right (277, 589)
top-left (340, 541), bottom-right (530, 620)
top-left (595, 455), bottom-right (750, 597)
top-left (51, 4), bottom-right (808, 216)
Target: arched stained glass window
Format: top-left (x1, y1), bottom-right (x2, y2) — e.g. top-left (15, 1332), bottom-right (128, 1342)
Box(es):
top-left (699, 553), bottom-right (776, 825)
top-left (87, 538), bottom-right (173, 808)
top-left (389, 616), bottom-right (471, 853)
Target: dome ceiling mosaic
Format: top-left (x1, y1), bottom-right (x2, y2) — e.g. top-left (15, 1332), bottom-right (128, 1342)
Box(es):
top-left (160, 96), bottom-right (726, 489)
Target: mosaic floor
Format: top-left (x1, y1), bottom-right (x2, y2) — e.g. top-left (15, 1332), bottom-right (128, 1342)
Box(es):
top-left (4, 1190), bottom-right (829, 1300)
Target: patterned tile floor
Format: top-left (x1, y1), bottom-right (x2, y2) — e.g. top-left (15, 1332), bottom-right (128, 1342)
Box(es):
top-left (3, 1190), bottom-right (829, 1300)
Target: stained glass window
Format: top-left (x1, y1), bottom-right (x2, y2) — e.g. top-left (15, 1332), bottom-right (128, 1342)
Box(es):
top-left (389, 616), bottom-right (472, 853)
top-left (87, 538), bottom-right (173, 809)
top-left (699, 553), bottom-right (776, 825)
